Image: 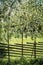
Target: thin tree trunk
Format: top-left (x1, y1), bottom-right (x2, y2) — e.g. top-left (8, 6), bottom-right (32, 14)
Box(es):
top-left (34, 38), bottom-right (36, 59)
top-left (22, 32), bottom-right (23, 56)
top-left (7, 24), bottom-right (10, 64)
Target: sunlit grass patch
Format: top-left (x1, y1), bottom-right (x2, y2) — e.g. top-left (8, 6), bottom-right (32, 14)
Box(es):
top-left (9, 37), bottom-right (43, 44)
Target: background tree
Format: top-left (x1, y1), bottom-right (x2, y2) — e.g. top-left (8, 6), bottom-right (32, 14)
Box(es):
top-left (28, 0), bottom-right (43, 58)
top-left (0, 0), bottom-right (43, 60)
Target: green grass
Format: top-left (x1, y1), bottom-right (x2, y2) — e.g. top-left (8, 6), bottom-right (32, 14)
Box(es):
top-left (9, 37), bottom-right (43, 44)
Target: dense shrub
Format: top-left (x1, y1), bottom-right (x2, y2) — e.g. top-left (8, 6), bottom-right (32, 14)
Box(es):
top-left (29, 58), bottom-right (43, 65)
top-left (13, 56), bottom-right (28, 65)
top-left (0, 60), bottom-right (8, 65)
top-left (0, 57), bottom-right (43, 65)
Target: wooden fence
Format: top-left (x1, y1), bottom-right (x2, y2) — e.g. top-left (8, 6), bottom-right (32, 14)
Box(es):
top-left (0, 42), bottom-right (43, 60)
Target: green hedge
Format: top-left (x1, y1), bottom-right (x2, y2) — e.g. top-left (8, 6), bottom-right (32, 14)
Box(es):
top-left (0, 57), bottom-right (43, 65)
top-left (29, 58), bottom-right (43, 65)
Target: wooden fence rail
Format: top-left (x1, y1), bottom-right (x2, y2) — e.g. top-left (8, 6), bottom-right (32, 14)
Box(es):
top-left (0, 42), bottom-right (43, 59)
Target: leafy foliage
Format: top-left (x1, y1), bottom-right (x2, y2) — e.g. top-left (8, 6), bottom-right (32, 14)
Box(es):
top-left (0, 57), bottom-right (43, 65)
top-left (0, 0), bottom-right (43, 41)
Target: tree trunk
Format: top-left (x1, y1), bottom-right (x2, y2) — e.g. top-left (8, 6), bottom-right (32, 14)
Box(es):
top-left (34, 39), bottom-right (36, 59)
top-left (7, 25), bottom-right (10, 64)
top-left (22, 32), bottom-right (23, 56)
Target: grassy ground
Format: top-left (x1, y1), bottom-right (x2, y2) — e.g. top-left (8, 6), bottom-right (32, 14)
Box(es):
top-left (9, 37), bottom-right (43, 44)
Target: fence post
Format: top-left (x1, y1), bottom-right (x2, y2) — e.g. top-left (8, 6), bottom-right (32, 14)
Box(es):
top-left (34, 40), bottom-right (36, 59)
top-left (8, 43), bottom-right (10, 65)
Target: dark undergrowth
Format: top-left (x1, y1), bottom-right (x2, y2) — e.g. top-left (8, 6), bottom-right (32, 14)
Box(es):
top-left (0, 57), bottom-right (43, 65)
